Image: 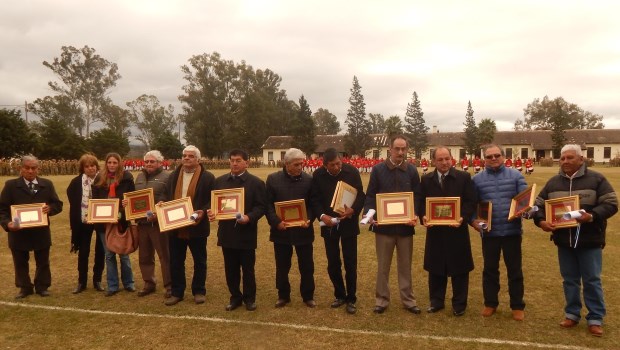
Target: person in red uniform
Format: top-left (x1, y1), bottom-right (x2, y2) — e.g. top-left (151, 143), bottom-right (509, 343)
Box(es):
top-left (473, 156), bottom-right (482, 174)
top-left (421, 158), bottom-right (429, 175)
top-left (524, 158), bottom-right (534, 175)
top-left (460, 157), bottom-right (469, 172)
top-left (515, 157), bottom-right (523, 172)
top-left (451, 158), bottom-right (457, 168)
top-left (505, 157), bottom-right (513, 168)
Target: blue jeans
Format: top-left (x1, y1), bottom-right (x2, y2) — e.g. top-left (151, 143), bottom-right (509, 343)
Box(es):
top-left (557, 246), bottom-right (605, 325)
top-left (98, 230), bottom-right (134, 292)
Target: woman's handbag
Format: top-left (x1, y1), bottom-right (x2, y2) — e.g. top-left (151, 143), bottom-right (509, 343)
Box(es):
top-left (105, 222), bottom-right (139, 254)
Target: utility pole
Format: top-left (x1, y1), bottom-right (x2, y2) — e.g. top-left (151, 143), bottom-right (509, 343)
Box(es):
top-left (24, 101), bottom-right (28, 123)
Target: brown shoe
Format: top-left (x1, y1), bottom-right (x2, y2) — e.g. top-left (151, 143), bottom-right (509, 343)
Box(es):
top-left (194, 294), bottom-right (205, 304)
top-left (588, 325), bottom-right (603, 337)
top-left (559, 318), bottom-right (579, 328)
top-left (164, 296), bottom-right (183, 306)
top-left (137, 288), bottom-right (155, 297)
top-left (512, 310), bottom-right (524, 321)
top-left (304, 299), bottom-right (317, 308)
top-left (481, 306), bottom-right (496, 317)
top-left (275, 299), bottom-right (290, 308)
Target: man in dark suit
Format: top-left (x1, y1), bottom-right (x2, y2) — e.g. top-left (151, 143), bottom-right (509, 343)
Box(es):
top-left (208, 149), bottom-right (266, 311)
top-left (418, 147), bottom-right (476, 316)
top-left (0, 155), bottom-right (63, 298)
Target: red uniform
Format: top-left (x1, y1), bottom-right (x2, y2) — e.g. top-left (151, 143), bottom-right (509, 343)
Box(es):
top-left (505, 158), bottom-right (513, 168)
top-left (515, 158), bottom-right (523, 172)
top-left (460, 157), bottom-right (469, 171)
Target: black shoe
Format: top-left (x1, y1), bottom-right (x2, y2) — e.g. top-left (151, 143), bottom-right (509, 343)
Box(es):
top-left (304, 300), bottom-right (317, 308)
top-left (137, 289), bottom-right (155, 297)
top-left (427, 306), bottom-right (445, 313)
top-left (373, 305), bottom-right (387, 314)
top-left (346, 303), bottom-right (357, 315)
top-left (453, 309), bottom-right (466, 317)
top-left (245, 302), bottom-right (257, 311)
top-left (105, 290), bottom-right (119, 297)
top-left (93, 282), bottom-right (104, 292)
top-left (72, 283), bottom-right (86, 294)
top-left (125, 286), bottom-right (136, 292)
top-left (226, 301), bottom-right (242, 311)
top-left (275, 298), bottom-right (290, 308)
top-left (407, 306), bottom-right (421, 314)
top-left (15, 289), bottom-right (33, 299)
top-left (330, 298), bottom-right (346, 308)
top-left (37, 290), bottom-right (50, 297)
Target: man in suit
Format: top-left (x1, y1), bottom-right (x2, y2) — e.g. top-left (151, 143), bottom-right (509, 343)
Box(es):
top-left (0, 155), bottom-right (63, 298)
top-left (418, 147), bottom-right (476, 316)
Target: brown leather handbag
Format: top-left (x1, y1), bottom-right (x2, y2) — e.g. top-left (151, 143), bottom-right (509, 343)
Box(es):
top-left (105, 222), bottom-right (139, 254)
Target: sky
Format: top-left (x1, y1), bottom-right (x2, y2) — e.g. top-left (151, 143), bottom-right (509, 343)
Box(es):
top-left (1, 0), bottom-right (619, 136)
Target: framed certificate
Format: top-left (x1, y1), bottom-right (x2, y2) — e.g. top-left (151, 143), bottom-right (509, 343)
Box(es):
top-left (376, 192), bottom-right (414, 225)
top-left (331, 181), bottom-right (358, 215)
top-left (211, 188), bottom-right (245, 220)
top-left (426, 197), bottom-right (461, 225)
top-left (155, 197), bottom-right (195, 232)
top-left (87, 199), bottom-right (119, 223)
top-left (477, 201), bottom-right (492, 231)
top-left (508, 184), bottom-right (537, 221)
top-left (124, 188), bottom-right (155, 220)
top-left (545, 195), bottom-right (580, 228)
top-left (11, 203), bottom-right (48, 228)
top-left (274, 199), bottom-right (308, 227)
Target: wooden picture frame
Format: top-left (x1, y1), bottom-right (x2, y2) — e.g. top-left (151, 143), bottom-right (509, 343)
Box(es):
top-left (477, 201), bottom-right (492, 231)
top-left (376, 192), bottom-right (415, 225)
top-left (331, 181), bottom-right (358, 215)
top-left (10, 203), bottom-right (48, 228)
top-left (508, 183), bottom-right (537, 220)
top-left (211, 188), bottom-right (245, 220)
top-left (155, 197), bottom-right (195, 232)
top-left (274, 199), bottom-right (308, 227)
top-left (545, 195), bottom-right (580, 228)
top-left (123, 188), bottom-right (155, 220)
top-left (426, 197), bottom-right (461, 225)
top-left (87, 199), bottom-right (119, 224)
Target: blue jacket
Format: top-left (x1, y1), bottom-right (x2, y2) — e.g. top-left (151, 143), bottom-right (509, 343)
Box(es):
top-left (472, 164), bottom-right (527, 237)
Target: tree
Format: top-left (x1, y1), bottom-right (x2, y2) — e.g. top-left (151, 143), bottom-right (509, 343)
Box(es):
top-left (312, 108), bottom-right (340, 135)
top-left (515, 95), bottom-right (604, 131)
top-left (477, 118), bottom-right (497, 145)
top-left (88, 128), bottom-right (130, 159)
top-left (403, 91), bottom-right (429, 159)
top-left (28, 95), bottom-right (82, 134)
top-left (384, 115), bottom-right (403, 139)
top-left (151, 129), bottom-right (184, 159)
top-left (43, 45), bottom-right (121, 138)
top-left (31, 115), bottom-right (86, 159)
top-left (290, 95), bottom-right (317, 156)
top-left (344, 76), bottom-right (371, 156)
top-left (0, 109), bottom-right (37, 157)
top-left (368, 113), bottom-right (385, 134)
top-left (462, 101), bottom-right (479, 158)
top-left (100, 100), bottom-right (131, 139)
top-left (127, 94), bottom-right (175, 149)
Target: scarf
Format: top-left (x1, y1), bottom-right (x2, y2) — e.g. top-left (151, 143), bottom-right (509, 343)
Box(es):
top-left (107, 172), bottom-right (118, 198)
top-left (174, 166), bottom-right (203, 239)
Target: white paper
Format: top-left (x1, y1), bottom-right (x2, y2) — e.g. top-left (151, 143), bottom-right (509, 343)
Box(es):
top-left (167, 207), bottom-right (186, 221)
top-left (386, 202), bottom-right (405, 215)
top-left (95, 205), bottom-right (112, 217)
top-left (360, 209), bottom-right (376, 225)
top-left (562, 209), bottom-right (585, 220)
top-left (20, 210), bottom-right (39, 223)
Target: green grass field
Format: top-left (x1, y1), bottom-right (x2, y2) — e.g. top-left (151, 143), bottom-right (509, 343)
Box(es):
top-left (1, 166), bottom-right (619, 349)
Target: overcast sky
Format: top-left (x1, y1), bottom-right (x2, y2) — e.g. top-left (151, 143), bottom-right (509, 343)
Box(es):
top-left (1, 0), bottom-right (619, 135)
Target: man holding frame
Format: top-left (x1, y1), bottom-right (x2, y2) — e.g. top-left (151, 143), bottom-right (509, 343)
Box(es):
top-left (533, 144), bottom-right (618, 337)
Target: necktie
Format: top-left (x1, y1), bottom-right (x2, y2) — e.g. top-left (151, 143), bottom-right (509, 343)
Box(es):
top-left (440, 174), bottom-right (446, 190)
top-left (28, 182), bottom-right (35, 194)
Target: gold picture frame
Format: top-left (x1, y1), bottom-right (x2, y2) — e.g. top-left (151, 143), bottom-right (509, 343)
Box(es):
top-left (155, 197), bottom-right (195, 232)
top-left (123, 188), bottom-right (155, 220)
top-left (545, 195), bottom-right (580, 228)
top-left (331, 181), bottom-right (358, 215)
top-left (508, 184), bottom-right (537, 221)
top-left (426, 197), bottom-right (461, 225)
top-left (87, 199), bottom-right (119, 224)
top-left (211, 188), bottom-right (245, 220)
top-left (10, 203), bottom-right (48, 228)
top-left (274, 199), bottom-right (308, 227)
top-left (477, 201), bottom-right (492, 231)
top-left (376, 192), bottom-right (415, 225)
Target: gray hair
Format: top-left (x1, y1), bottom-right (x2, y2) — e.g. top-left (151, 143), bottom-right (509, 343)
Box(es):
top-left (284, 148), bottom-right (306, 163)
top-left (144, 150), bottom-right (164, 162)
top-left (183, 145), bottom-right (201, 159)
top-left (561, 144), bottom-right (583, 157)
top-left (21, 154), bottom-right (38, 164)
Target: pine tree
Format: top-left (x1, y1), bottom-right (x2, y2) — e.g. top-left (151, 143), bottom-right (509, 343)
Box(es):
top-left (344, 76), bottom-right (371, 156)
top-left (462, 101), bottom-right (479, 158)
top-left (291, 95), bottom-right (317, 156)
top-left (404, 92), bottom-right (429, 158)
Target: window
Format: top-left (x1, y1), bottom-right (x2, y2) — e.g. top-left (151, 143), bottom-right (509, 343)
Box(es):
top-left (604, 147), bottom-right (611, 159)
top-left (505, 148), bottom-right (513, 159)
top-left (587, 147), bottom-right (594, 159)
top-left (268, 152), bottom-right (273, 161)
top-left (373, 150), bottom-right (380, 159)
top-left (280, 151), bottom-right (286, 161)
top-left (459, 149), bottom-right (466, 159)
top-left (521, 148), bottom-right (528, 159)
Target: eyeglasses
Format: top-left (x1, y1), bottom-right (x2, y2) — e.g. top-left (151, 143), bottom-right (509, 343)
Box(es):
top-left (485, 154), bottom-right (502, 160)
top-left (144, 160), bottom-right (158, 164)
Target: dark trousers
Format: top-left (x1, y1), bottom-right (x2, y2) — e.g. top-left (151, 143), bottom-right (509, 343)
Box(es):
top-left (428, 272), bottom-right (469, 312)
top-left (482, 235), bottom-right (525, 310)
top-left (11, 248), bottom-right (51, 292)
top-left (75, 223), bottom-right (104, 285)
top-left (222, 247), bottom-right (256, 304)
top-left (169, 235), bottom-right (207, 298)
top-left (323, 234), bottom-right (357, 303)
top-left (274, 242), bottom-right (315, 302)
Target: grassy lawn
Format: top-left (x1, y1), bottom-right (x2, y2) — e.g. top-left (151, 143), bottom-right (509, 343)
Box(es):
top-left (1, 166), bottom-right (619, 349)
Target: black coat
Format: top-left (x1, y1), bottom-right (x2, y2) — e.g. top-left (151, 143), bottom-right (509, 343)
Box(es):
top-left (0, 176), bottom-right (63, 251)
top-left (310, 163), bottom-right (365, 238)
top-left (214, 171), bottom-right (266, 249)
top-left (418, 168), bottom-right (476, 276)
top-left (91, 170), bottom-right (135, 230)
top-left (265, 169), bottom-right (314, 245)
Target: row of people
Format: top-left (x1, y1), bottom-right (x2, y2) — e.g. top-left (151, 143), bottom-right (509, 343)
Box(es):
top-left (0, 139), bottom-right (615, 338)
